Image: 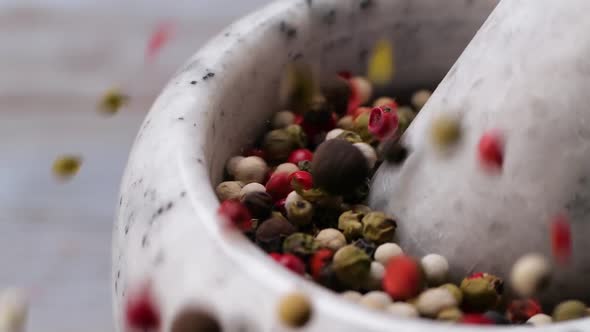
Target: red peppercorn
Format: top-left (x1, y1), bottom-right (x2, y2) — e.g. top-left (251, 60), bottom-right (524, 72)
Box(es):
top-left (460, 314), bottom-right (494, 325)
top-left (551, 213), bottom-right (572, 265)
top-left (217, 200), bottom-right (253, 232)
top-left (467, 272), bottom-right (485, 280)
top-left (382, 255), bottom-right (423, 301)
top-left (310, 249), bottom-right (334, 280)
top-left (507, 299), bottom-right (543, 323)
top-left (125, 283), bottom-right (160, 330)
top-left (274, 198), bottom-right (287, 215)
top-left (478, 130), bottom-right (504, 170)
top-left (337, 71), bottom-right (352, 80)
top-left (244, 148), bottom-right (266, 160)
top-left (271, 253), bottom-right (306, 275)
top-left (266, 172), bottom-right (292, 201)
top-left (294, 114), bottom-right (304, 125)
top-left (288, 149), bottom-right (313, 165)
top-left (369, 106), bottom-right (399, 140)
top-left (289, 171), bottom-right (313, 191)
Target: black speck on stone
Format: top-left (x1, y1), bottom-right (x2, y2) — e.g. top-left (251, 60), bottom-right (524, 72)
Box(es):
top-left (279, 21), bottom-right (297, 39)
top-left (322, 9), bottom-right (336, 25)
top-left (157, 207), bottom-right (164, 215)
top-left (360, 0), bottom-right (373, 10)
top-left (178, 117), bottom-right (184, 120)
top-left (119, 196), bottom-right (123, 206)
top-left (224, 32), bottom-right (230, 37)
top-left (142, 234), bottom-right (148, 248)
top-left (166, 202), bottom-right (173, 210)
top-left (197, 158), bottom-right (203, 164)
top-left (190, 81), bottom-right (197, 85)
top-left (193, 123), bottom-right (197, 127)
top-left (124, 225), bottom-right (129, 235)
top-left (180, 191), bottom-right (186, 197)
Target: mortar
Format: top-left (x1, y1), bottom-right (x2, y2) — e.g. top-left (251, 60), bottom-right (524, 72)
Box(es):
top-left (113, 0), bottom-right (590, 330)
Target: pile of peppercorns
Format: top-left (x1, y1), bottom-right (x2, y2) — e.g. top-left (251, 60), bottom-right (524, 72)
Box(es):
top-left (216, 73), bottom-right (589, 328)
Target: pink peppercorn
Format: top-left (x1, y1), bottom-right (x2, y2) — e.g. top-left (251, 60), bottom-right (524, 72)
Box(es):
top-left (507, 299), bottom-right (543, 323)
top-left (217, 200), bottom-right (253, 232)
top-left (266, 173), bottom-right (292, 201)
top-left (271, 253), bottom-right (306, 275)
top-left (478, 130), bottom-right (504, 170)
top-left (289, 171), bottom-right (313, 191)
top-left (310, 249), bottom-right (334, 281)
top-left (551, 213), bottom-right (572, 265)
top-left (460, 314), bottom-right (495, 325)
top-left (125, 283), bottom-right (160, 330)
top-left (369, 106), bottom-right (399, 140)
top-left (382, 255), bottom-right (423, 301)
top-left (288, 149), bottom-right (313, 164)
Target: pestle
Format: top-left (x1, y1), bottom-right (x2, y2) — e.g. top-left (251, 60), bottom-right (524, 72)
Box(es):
top-left (369, 0), bottom-right (590, 306)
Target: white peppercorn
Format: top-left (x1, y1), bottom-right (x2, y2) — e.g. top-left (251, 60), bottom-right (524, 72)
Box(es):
top-left (272, 111), bottom-right (296, 129)
top-left (374, 243), bottom-right (403, 265)
top-left (226, 156), bottom-right (244, 177)
top-left (527, 313), bottom-right (552, 326)
top-left (350, 76), bottom-right (373, 104)
top-left (510, 253), bottom-right (551, 297)
top-left (421, 254), bottom-right (450, 286)
top-left (314, 228), bottom-right (346, 251)
top-left (358, 291), bottom-right (392, 310)
top-left (416, 288), bottom-right (458, 317)
top-left (216, 181), bottom-right (243, 201)
top-left (234, 156), bottom-right (268, 184)
top-left (274, 162), bottom-right (299, 176)
top-left (325, 128), bottom-right (344, 141)
top-left (353, 142), bottom-right (377, 169)
top-left (364, 261), bottom-right (385, 291)
top-left (239, 182), bottom-right (266, 200)
top-left (386, 302), bottom-right (419, 318)
top-left (412, 89), bottom-right (431, 110)
top-left (285, 191), bottom-right (304, 210)
top-left (340, 291), bottom-right (362, 303)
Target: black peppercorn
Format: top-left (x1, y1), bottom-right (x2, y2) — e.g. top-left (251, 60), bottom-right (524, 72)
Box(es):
top-left (380, 138), bottom-right (409, 164)
top-left (321, 76), bottom-right (351, 115)
top-left (256, 217), bottom-right (297, 253)
top-left (242, 191), bottom-right (273, 219)
top-left (311, 139), bottom-right (369, 195)
top-left (353, 238), bottom-right (376, 258)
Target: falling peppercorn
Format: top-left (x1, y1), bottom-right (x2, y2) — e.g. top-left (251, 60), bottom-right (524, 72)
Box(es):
top-left (99, 88), bottom-right (129, 115)
top-left (52, 155), bottom-right (82, 180)
top-left (170, 307), bottom-right (221, 332)
top-left (277, 292), bottom-right (313, 328)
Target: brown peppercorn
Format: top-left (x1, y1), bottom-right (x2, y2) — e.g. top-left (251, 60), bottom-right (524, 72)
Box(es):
top-left (379, 138), bottom-right (409, 164)
top-left (362, 211), bottom-right (397, 245)
top-left (283, 233), bottom-right (318, 257)
top-left (170, 307), bottom-right (221, 332)
top-left (277, 292), bottom-right (313, 328)
top-left (242, 191), bottom-right (273, 219)
top-left (322, 76), bottom-right (351, 115)
top-left (256, 217), bottom-right (297, 253)
top-left (311, 139), bottom-right (369, 195)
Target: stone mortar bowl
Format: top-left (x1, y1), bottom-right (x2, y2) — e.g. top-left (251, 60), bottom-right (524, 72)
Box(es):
top-left (113, 0), bottom-right (590, 330)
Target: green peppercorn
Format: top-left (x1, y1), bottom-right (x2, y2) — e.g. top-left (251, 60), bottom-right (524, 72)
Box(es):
top-left (552, 300), bottom-right (588, 322)
top-left (362, 212), bottom-right (397, 244)
top-left (379, 138), bottom-right (409, 164)
top-left (287, 200), bottom-right (314, 226)
top-left (430, 114), bottom-right (461, 149)
top-left (242, 191), bottom-right (273, 219)
top-left (460, 274), bottom-right (503, 312)
top-left (256, 217), bottom-right (297, 253)
top-left (283, 233), bottom-right (318, 257)
top-left (437, 307), bottom-right (463, 322)
top-left (353, 111), bottom-right (373, 142)
top-left (397, 106), bottom-right (416, 134)
top-left (321, 76), bottom-right (351, 115)
top-left (311, 139), bottom-right (369, 195)
top-left (285, 124), bottom-right (307, 149)
top-left (263, 129), bottom-right (295, 162)
top-left (338, 210), bottom-right (365, 241)
top-left (332, 245), bottom-right (371, 290)
top-left (336, 130), bottom-right (363, 144)
top-left (440, 283), bottom-right (463, 306)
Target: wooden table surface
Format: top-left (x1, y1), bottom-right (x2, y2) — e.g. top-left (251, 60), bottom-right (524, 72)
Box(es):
top-left (0, 1), bottom-right (270, 331)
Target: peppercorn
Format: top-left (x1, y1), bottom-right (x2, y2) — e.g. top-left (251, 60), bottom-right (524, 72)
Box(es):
top-left (311, 139), bottom-right (369, 195)
top-left (527, 313), bottom-right (552, 326)
top-left (478, 130), bottom-right (504, 170)
top-left (170, 307), bottom-right (221, 332)
top-left (364, 261), bottom-right (385, 290)
top-left (460, 273), bottom-right (503, 312)
top-left (266, 172), bottom-right (292, 201)
top-left (310, 249), bottom-right (334, 280)
top-left (263, 129), bottom-right (296, 162)
top-left (382, 255), bottom-right (424, 301)
top-left (297, 160), bottom-right (312, 173)
top-left (484, 311), bottom-right (510, 325)
top-left (322, 76), bottom-right (351, 115)
top-left (353, 111), bottom-right (373, 142)
top-left (288, 149), bottom-right (313, 165)
top-left (510, 253), bottom-right (551, 298)
top-left (374, 243), bottom-right (403, 265)
top-left (362, 211), bottom-right (397, 244)
top-left (325, 128), bottom-right (344, 140)
top-left (125, 283), bottom-right (160, 330)
top-left (287, 200), bottom-right (314, 226)
top-left (239, 182), bottom-right (265, 199)
top-left (460, 314), bottom-right (494, 325)
top-left (226, 156), bottom-right (244, 178)
top-left (416, 288), bottom-right (458, 318)
top-left (314, 228), bottom-right (347, 251)
top-left (411, 89), bottom-right (431, 110)
top-left (552, 300), bottom-right (588, 322)
top-left (334, 130), bottom-right (362, 144)
top-left (270, 253), bottom-right (306, 275)
top-left (350, 76), bottom-right (373, 105)
top-left (421, 254), bottom-right (449, 286)
top-left (332, 245), bottom-right (371, 290)
top-left (272, 111), bottom-right (296, 129)
top-left (234, 156), bottom-right (268, 184)
top-left (340, 291), bottom-right (362, 303)
top-left (274, 163), bottom-right (299, 176)
top-left (353, 142), bottom-right (377, 169)
top-left (437, 307), bottom-right (463, 322)
top-left (379, 138), bottom-right (409, 164)
top-left (285, 191), bottom-right (304, 210)
top-left (373, 97), bottom-right (396, 108)
top-left (337, 115), bottom-right (354, 131)
top-left (217, 200), bottom-right (253, 232)
top-left (285, 124), bottom-right (307, 149)
top-left (242, 191), bottom-right (273, 220)
top-left (277, 292), bottom-right (313, 328)
top-left (430, 114), bottom-right (461, 149)
top-left (386, 303), bottom-right (419, 318)
top-left (440, 283), bottom-right (463, 306)
top-left (289, 171), bottom-right (313, 191)
top-left (359, 291), bottom-right (392, 310)
top-left (283, 233), bottom-right (318, 257)
top-left (353, 238), bottom-right (376, 258)
top-left (368, 106), bottom-right (398, 140)
top-left (216, 181), bottom-right (244, 201)
top-left (397, 106), bottom-right (416, 134)
top-left (507, 299), bottom-right (542, 323)
top-left (338, 209), bottom-right (365, 241)
top-left (255, 217), bottom-right (297, 252)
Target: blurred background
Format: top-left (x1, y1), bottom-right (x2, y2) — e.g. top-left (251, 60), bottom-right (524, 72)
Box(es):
top-left (0, 0), bottom-right (271, 330)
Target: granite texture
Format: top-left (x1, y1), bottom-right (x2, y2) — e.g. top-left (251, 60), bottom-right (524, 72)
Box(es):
top-left (115, 0), bottom-right (590, 331)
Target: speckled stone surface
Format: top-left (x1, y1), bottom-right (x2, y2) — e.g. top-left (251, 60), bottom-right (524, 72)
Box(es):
top-left (114, 0), bottom-right (589, 331)
top-left (371, 0), bottom-right (590, 310)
